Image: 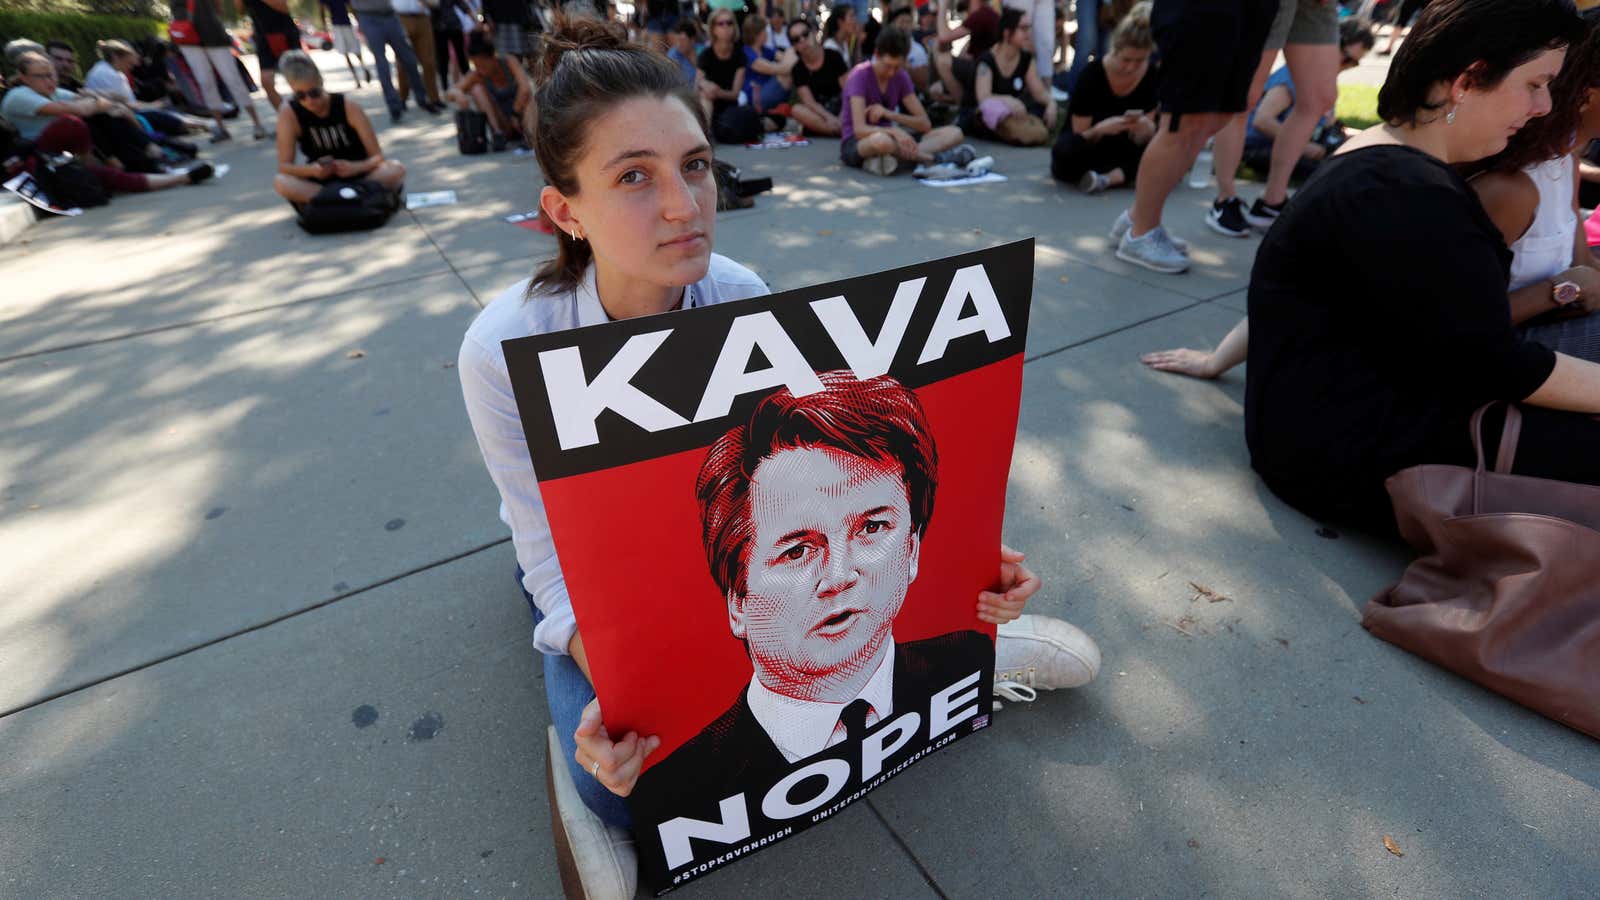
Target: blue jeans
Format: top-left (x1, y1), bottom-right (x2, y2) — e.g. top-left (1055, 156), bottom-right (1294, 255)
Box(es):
top-left (356, 12), bottom-right (427, 116)
top-left (1067, 0), bottom-right (1101, 91)
top-left (519, 569), bottom-right (634, 829)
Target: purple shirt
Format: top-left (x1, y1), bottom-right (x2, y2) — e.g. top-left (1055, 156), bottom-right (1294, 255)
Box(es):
top-left (839, 61), bottom-right (915, 142)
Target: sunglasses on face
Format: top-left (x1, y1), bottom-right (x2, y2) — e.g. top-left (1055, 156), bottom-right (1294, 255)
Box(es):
top-left (293, 86), bottom-right (326, 101)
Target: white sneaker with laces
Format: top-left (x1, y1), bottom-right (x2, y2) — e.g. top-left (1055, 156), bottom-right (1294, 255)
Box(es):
top-left (995, 615), bottom-right (1101, 696)
top-left (863, 154), bottom-right (898, 176)
top-left (1116, 225), bottom-right (1191, 274)
top-left (546, 726), bottom-right (637, 900)
top-left (1109, 209), bottom-right (1188, 252)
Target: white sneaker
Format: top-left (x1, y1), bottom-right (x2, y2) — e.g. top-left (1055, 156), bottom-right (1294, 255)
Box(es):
top-left (1116, 225), bottom-right (1191, 274)
top-left (1079, 170), bottom-right (1110, 194)
top-left (546, 726), bottom-right (637, 900)
top-left (1109, 209), bottom-right (1188, 252)
top-left (965, 155), bottom-right (995, 176)
top-left (914, 161), bottom-right (962, 179)
top-left (863, 154), bottom-right (898, 176)
top-left (995, 615), bottom-right (1101, 693)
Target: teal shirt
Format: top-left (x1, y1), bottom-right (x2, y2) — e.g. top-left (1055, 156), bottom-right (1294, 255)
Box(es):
top-left (1, 85), bottom-right (78, 141)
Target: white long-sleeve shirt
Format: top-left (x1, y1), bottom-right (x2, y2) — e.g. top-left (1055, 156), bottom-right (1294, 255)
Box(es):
top-left (457, 256), bottom-right (769, 656)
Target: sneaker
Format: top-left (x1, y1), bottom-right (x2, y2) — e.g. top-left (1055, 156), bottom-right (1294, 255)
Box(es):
top-left (1244, 196), bottom-right (1286, 230)
top-left (185, 162), bottom-right (215, 184)
top-left (1116, 225), bottom-right (1191, 274)
top-left (965, 155), bottom-right (995, 176)
top-left (913, 161), bottom-right (961, 179)
top-left (995, 614), bottom-right (1101, 692)
top-left (1109, 210), bottom-right (1188, 253)
top-left (491, 131), bottom-right (509, 153)
top-left (424, 101), bottom-right (446, 115)
top-left (1079, 170), bottom-right (1110, 194)
top-left (863, 154), bottom-right (898, 176)
top-left (1205, 196), bottom-right (1251, 238)
top-left (389, 108), bottom-right (404, 126)
top-left (545, 726), bottom-right (638, 900)
top-left (931, 143), bottom-right (977, 167)
top-left (209, 125), bottom-right (231, 144)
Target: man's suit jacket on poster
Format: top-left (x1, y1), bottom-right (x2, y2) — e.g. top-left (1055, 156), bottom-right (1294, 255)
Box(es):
top-left (629, 629), bottom-right (993, 845)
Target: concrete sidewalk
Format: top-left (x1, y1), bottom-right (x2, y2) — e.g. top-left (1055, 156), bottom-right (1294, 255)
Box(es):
top-left (2, 58), bottom-right (1596, 899)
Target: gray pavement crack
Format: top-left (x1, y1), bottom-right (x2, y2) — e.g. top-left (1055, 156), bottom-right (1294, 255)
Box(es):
top-left (406, 209), bottom-right (488, 309)
top-left (0, 536), bottom-right (511, 720)
top-left (866, 797), bottom-right (952, 899)
top-left (1024, 300), bottom-right (1208, 364)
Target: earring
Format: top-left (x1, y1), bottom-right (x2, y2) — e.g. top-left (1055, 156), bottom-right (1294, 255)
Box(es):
top-left (570, 228), bottom-right (580, 241)
top-left (1446, 105), bottom-right (1457, 125)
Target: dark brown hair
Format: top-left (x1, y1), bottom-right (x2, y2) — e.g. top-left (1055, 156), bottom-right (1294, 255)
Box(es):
top-left (1487, 17), bottom-right (1600, 172)
top-left (874, 24), bottom-right (910, 59)
top-left (1377, 0), bottom-right (1583, 127)
top-left (528, 16), bottom-right (710, 296)
top-left (697, 371), bottom-right (938, 600)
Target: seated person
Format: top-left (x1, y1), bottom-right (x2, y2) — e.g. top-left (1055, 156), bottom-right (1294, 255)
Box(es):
top-left (741, 13), bottom-right (797, 115)
top-left (665, 19), bottom-right (701, 86)
top-left (967, 9), bottom-right (1058, 146)
top-left (840, 27), bottom-right (973, 176)
top-left (83, 39), bottom-right (205, 157)
top-left (2, 51), bottom-right (211, 194)
top-left (1049, 3), bottom-right (1158, 191)
top-left (822, 4), bottom-right (861, 65)
top-left (885, 5), bottom-right (932, 94)
top-left (272, 50), bottom-right (405, 205)
top-left (931, 0), bottom-right (1001, 106)
top-left (788, 17), bottom-right (850, 136)
top-left (446, 32), bottom-right (534, 151)
top-left (45, 40), bottom-right (84, 92)
top-left (697, 8), bottom-right (752, 142)
top-left (1242, 19), bottom-right (1374, 182)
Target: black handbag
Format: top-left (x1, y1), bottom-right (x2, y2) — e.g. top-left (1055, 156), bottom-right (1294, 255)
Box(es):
top-left (34, 153), bottom-right (110, 209)
top-left (455, 109), bottom-right (488, 155)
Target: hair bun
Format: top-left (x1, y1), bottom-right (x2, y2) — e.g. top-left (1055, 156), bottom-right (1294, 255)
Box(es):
top-left (536, 14), bottom-right (632, 83)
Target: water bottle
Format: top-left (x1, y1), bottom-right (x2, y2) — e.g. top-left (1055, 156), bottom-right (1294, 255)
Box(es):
top-left (1187, 140), bottom-right (1214, 190)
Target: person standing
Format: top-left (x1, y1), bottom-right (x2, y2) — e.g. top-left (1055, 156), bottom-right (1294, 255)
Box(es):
top-left (482, 0), bottom-right (534, 62)
top-left (321, 0), bottom-right (374, 86)
top-left (391, 0), bottom-right (445, 111)
top-left (432, 0), bottom-right (474, 95)
top-left (1109, 0), bottom-right (1278, 274)
top-left (241, 0), bottom-right (301, 113)
top-left (349, 0), bottom-right (436, 122)
top-left (169, 0), bottom-right (269, 140)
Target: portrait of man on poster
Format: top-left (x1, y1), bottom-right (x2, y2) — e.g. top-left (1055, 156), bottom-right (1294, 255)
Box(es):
top-left (633, 370), bottom-right (991, 806)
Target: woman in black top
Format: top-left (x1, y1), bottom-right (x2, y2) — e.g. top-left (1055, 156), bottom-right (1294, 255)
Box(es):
top-left (272, 50), bottom-right (406, 204)
top-left (966, 8), bottom-right (1057, 145)
top-left (1050, 4), bottom-right (1158, 191)
top-left (696, 7), bottom-right (748, 141)
top-left (1245, 0), bottom-right (1600, 531)
top-left (787, 18), bottom-right (850, 136)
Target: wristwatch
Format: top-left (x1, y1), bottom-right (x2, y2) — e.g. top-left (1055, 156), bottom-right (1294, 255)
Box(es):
top-left (1554, 280), bottom-right (1582, 307)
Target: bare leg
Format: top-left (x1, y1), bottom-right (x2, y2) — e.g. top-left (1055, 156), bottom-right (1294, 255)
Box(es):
top-left (345, 53), bottom-right (362, 85)
top-left (790, 103), bottom-right (840, 136)
top-left (1262, 43), bottom-right (1338, 206)
top-left (1129, 111), bottom-right (1226, 236)
top-left (1213, 50), bottom-right (1274, 201)
top-left (1105, 167), bottom-right (1126, 188)
top-left (260, 67), bottom-right (283, 114)
top-left (933, 52), bottom-right (963, 105)
top-left (143, 171), bottom-right (191, 191)
top-left (916, 125), bottom-right (963, 160)
top-left (366, 159), bottom-right (407, 190)
top-left (471, 84), bottom-right (514, 137)
top-left (274, 173), bottom-right (325, 204)
top-left (856, 131), bottom-right (899, 160)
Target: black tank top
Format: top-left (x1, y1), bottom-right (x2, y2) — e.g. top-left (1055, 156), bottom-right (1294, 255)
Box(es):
top-left (291, 93), bottom-right (367, 163)
top-left (979, 50), bottom-right (1033, 99)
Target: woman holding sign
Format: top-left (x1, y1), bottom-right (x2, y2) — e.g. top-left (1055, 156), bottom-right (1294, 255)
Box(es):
top-left (457, 18), bottom-right (1101, 898)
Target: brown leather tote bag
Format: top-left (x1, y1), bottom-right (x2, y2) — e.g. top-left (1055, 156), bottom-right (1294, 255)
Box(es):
top-left (1363, 404), bottom-right (1600, 740)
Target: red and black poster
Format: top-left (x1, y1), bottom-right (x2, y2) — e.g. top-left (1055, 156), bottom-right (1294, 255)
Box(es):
top-left (503, 240), bottom-right (1034, 893)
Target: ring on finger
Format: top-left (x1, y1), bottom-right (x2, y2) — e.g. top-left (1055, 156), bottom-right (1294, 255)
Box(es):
top-left (591, 759), bottom-right (601, 779)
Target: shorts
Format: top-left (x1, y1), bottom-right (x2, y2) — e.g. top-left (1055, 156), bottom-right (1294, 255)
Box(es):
top-left (1152, 0), bottom-right (1277, 123)
top-left (254, 27), bottom-right (300, 70)
top-left (1264, 0), bottom-right (1339, 50)
top-left (841, 136), bottom-right (864, 167)
top-left (494, 22), bottom-right (530, 56)
top-left (331, 24), bottom-right (361, 55)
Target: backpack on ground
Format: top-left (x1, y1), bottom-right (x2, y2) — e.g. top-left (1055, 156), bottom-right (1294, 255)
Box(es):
top-left (713, 105), bottom-right (761, 145)
top-left (34, 153), bottom-right (110, 209)
top-left (294, 179), bottom-right (401, 234)
top-left (456, 109), bottom-right (488, 155)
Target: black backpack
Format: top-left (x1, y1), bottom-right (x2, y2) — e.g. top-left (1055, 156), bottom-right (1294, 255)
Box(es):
top-left (456, 109), bottom-right (488, 155)
top-left (294, 179), bottom-right (401, 234)
top-left (34, 153), bottom-right (110, 209)
top-left (712, 105), bottom-right (762, 146)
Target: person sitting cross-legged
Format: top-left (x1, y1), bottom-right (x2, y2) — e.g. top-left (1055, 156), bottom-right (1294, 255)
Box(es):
top-left (446, 31), bottom-right (535, 151)
top-left (841, 26), bottom-right (975, 177)
top-left (272, 50), bottom-right (405, 205)
top-left (787, 16), bottom-right (850, 136)
top-left (1049, 2), bottom-right (1159, 192)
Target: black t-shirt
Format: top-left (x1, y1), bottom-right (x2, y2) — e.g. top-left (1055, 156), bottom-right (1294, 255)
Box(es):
top-left (482, 0), bottom-right (530, 24)
top-left (1244, 145), bottom-right (1557, 526)
top-left (977, 50), bottom-right (1032, 99)
top-left (1067, 58), bottom-right (1160, 124)
top-left (246, 0), bottom-right (297, 32)
top-left (791, 48), bottom-right (849, 105)
top-left (698, 45), bottom-right (745, 115)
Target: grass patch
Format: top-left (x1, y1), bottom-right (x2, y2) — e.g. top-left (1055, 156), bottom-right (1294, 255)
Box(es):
top-left (1337, 83), bottom-right (1381, 130)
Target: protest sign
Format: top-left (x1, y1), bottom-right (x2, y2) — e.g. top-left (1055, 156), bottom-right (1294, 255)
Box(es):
top-left (502, 240), bottom-right (1034, 893)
